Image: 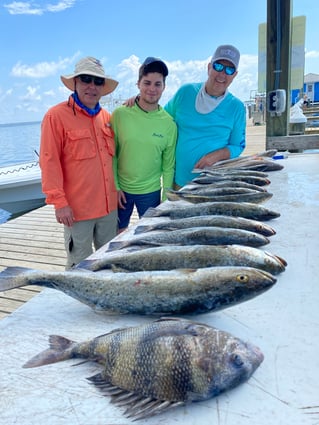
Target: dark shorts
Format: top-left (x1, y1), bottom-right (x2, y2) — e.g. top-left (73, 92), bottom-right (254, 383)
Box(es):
top-left (118, 190), bottom-right (161, 229)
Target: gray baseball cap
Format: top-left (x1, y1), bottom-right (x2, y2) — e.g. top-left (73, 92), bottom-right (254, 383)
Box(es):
top-left (211, 45), bottom-right (240, 70)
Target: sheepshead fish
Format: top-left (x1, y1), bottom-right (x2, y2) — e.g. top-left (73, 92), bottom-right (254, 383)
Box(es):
top-left (107, 227), bottom-right (270, 251)
top-left (23, 317), bottom-right (264, 420)
top-left (0, 266), bottom-right (276, 315)
top-left (143, 201), bottom-right (280, 221)
top-left (77, 244), bottom-right (287, 275)
top-left (166, 188), bottom-right (273, 204)
top-left (134, 215), bottom-right (276, 236)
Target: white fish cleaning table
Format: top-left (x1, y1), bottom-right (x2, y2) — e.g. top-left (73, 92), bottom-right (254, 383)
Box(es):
top-left (0, 153), bottom-right (318, 425)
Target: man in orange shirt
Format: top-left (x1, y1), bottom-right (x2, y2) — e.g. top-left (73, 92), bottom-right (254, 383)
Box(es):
top-left (40, 57), bottom-right (119, 268)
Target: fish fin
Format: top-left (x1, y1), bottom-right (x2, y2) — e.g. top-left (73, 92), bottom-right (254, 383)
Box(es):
top-left (88, 373), bottom-right (185, 420)
top-left (0, 266), bottom-right (33, 291)
top-left (141, 207), bottom-right (159, 218)
top-left (134, 225), bottom-right (152, 234)
top-left (166, 191), bottom-right (181, 201)
top-left (177, 268), bottom-right (198, 274)
top-left (107, 241), bottom-right (127, 251)
top-left (23, 335), bottom-right (75, 368)
top-left (75, 259), bottom-right (96, 270)
top-left (110, 265), bottom-right (129, 273)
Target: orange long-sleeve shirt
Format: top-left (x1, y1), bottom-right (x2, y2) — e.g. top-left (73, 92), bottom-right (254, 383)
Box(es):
top-left (40, 98), bottom-right (117, 221)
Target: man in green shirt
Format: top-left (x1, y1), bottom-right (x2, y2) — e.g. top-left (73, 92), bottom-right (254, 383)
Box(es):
top-left (111, 57), bottom-right (177, 232)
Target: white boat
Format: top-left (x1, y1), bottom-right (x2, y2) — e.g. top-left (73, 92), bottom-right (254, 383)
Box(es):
top-left (0, 161), bottom-right (45, 216)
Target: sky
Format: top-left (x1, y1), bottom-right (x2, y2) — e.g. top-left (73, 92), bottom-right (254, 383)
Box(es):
top-left (0, 0), bottom-right (318, 124)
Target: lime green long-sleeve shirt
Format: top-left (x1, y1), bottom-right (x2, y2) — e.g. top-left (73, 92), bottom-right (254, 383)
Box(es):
top-left (111, 104), bottom-right (177, 199)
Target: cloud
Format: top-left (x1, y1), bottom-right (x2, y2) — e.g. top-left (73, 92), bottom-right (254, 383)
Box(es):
top-left (4, 0), bottom-right (76, 15)
top-left (305, 50), bottom-right (319, 59)
top-left (11, 53), bottom-right (80, 78)
top-left (111, 54), bottom-right (259, 105)
top-left (21, 86), bottom-right (41, 101)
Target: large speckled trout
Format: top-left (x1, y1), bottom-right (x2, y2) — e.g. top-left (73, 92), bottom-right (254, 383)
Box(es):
top-left (143, 201), bottom-right (280, 221)
top-left (77, 244), bottom-right (287, 275)
top-left (0, 266), bottom-right (276, 315)
top-left (134, 214), bottom-right (276, 236)
top-left (23, 317), bottom-right (264, 420)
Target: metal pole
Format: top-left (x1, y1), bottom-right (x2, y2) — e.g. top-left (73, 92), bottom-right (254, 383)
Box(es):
top-left (266, 0), bottom-right (292, 137)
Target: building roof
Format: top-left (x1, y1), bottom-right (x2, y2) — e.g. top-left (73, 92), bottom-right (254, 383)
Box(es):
top-left (304, 73), bottom-right (319, 83)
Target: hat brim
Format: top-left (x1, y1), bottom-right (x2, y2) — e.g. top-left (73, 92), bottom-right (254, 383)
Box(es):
top-left (60, 75), bottom-right (118, 96)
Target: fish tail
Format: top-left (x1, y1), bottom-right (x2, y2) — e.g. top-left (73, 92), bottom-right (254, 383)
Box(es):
top-left (166, 190), bottom-right (181, 201)
top-left (134, 225), bottom-right (152, 234)
top-left (0, 266), bottom-right (33, 291)
top-left (23, 335), bottom-right (76, 368)
top-left (142, 207), bottom-right (160, 218)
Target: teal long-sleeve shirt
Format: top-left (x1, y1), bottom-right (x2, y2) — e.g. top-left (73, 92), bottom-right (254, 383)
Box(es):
top-left (111, 104), bottom-right (177, 199)
top-left (165, 83), bottom-right (246, 187)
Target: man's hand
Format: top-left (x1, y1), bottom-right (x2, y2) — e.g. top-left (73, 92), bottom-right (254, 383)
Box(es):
top-left (122, 96), bottom-right (138, 107)
top-left (55, 206), bottom-right (74, 227)
top-left (194, 148), bottom-right (230, 169)
top-left (118, 190), bottom-right (127, 209)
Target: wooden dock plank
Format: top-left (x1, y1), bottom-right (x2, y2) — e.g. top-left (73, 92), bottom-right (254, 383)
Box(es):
top-left (0, 204), bottom-right (66, 318)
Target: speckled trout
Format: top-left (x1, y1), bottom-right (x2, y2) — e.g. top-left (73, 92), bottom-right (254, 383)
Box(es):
top-left (23, 317), bottom-right (264, 421)
top-left (134, 215), bottom-right (276, 236)
top-left (0, 266), bottom-right (276, 315)
top-left (107, 226), bottom-right (270, 251)
top-left (77, 244), bottom-right (287, 274)
top-left (143, 201), bottom-right (280, 221)
top-left (166, 188), bottom-right (273, 204)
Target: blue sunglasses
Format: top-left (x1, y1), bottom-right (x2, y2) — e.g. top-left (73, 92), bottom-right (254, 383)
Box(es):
top-left (212, 62), bottom-right (236, 76)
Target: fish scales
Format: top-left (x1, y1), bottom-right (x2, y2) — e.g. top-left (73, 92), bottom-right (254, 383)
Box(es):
top-left (23, 317), bottom-right (264, 420)
top-left (166, 189), bottom-right (272, 204)
top-left (192, 174), bottom-right (270, 186)
top-left (193, 168), bottom-right (269, 177)
top-left (181, 181), bottom-right (268, 193)
top-left (107, 226), bottom-right (270, 250)
top-left (0, 266), bottom-right (276, 315)
top-left (143, 201), bottom-right (280, 221)
top-left (134, 214), bottom-right (276, 236)
top-left (77, 244), bottom-right (287, 274)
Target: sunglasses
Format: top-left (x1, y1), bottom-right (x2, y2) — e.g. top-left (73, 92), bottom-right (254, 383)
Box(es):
top-left (212, 62), bottom-right (236, 76)
top-left (78, 74), bottom-right (105, 86)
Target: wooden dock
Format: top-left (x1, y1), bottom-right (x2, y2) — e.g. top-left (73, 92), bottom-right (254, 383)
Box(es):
top-left (0, 206), bottom-right (65, 319)
top-left (0, 121), bottom-right (267, 319)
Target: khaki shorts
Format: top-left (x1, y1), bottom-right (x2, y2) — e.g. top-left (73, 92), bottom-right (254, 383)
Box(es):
top-left (64, 210), bottom-right (117, 269)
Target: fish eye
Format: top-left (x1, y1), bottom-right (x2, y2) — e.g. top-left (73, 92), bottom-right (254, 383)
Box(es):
top-left (231, 353), bottom-right (244, 367)
top-left (236, 274), bottom-right (249, 283)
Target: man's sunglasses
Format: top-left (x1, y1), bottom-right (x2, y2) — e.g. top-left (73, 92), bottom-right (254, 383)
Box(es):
top-left (78, 74), bottom-right (105, 86)
top-left (212, 62), bottom-right (236, 76)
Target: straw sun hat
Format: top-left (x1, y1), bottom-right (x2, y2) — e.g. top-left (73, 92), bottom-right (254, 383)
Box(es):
top-left (60, 56), bottom-right (118, 96)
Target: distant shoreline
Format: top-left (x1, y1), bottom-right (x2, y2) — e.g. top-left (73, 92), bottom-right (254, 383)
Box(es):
top-left (0, 120), bottom-right (41, 128)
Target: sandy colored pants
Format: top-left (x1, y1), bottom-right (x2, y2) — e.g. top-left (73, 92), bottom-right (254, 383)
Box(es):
top-left (64, 210), bottom-right (117, 269)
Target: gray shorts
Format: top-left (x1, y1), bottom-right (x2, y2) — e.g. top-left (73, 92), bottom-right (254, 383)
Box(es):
top-left (64, 210), bottom-right (117, 269)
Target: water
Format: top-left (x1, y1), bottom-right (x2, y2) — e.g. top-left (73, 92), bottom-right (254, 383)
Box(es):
top-left (0, 121), bottom-right (41, 166)
top-left (0, 121), bottom-right (41, 223)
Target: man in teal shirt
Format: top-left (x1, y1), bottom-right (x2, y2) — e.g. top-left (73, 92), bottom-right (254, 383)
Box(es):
top-left (165, 44), bottom-right (246, 188)
top-left (111, 57), bottom-right (177, 231)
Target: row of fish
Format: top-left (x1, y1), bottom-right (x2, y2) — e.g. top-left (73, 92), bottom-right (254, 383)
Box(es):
top-left (0, 149), bottom-right (287, 421)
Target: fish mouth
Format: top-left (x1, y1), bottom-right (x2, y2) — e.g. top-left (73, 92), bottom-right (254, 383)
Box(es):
top-left (257, 269), bottom-right (277, 286)
top-left (245, 342), bottom-right (265, 364)
top-left (264, 251), bottom-right (288, 268)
